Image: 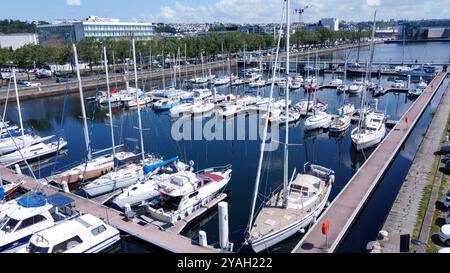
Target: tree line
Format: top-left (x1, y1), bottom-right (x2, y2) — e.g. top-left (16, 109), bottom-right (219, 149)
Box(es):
top-left (0, 28), bottom-right (370, 72)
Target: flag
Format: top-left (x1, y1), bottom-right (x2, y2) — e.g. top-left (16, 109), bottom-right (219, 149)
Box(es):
top-left (112, 87), bottom-right (118, 94)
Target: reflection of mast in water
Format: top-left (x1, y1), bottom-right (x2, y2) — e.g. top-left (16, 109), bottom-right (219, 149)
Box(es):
top-left (394, 92), bottom-right (400, 118)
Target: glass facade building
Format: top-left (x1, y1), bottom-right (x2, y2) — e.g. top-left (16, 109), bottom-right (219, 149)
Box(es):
top-left (37, 16), bottom-right (155, 44)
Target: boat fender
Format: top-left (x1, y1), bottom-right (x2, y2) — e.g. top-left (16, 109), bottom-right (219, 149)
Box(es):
top-left (328, 175), bottom-right (335, 184)
top-left (78, 174), bottom-right (84, 181)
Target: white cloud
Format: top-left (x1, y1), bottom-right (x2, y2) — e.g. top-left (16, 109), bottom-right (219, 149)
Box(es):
top-left (66, 0), bottom-right (81, 6)
top-left (366, 0), bottom-right (381, 6)
top-left (160, 6), bottom-right (176, 20)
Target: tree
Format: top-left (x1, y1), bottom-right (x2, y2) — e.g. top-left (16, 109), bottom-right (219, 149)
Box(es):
top-left (77, 38), bottom-right (101, 73)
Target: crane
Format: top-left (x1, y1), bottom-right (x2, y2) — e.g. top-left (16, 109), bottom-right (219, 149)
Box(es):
top-left (294, 5), bottom-right (312, 31)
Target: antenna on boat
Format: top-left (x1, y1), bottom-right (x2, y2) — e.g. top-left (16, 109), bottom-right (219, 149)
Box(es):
top-left (103, 46), bottom-right (117, 165)
top-left (132, 39), bottom-right (146, 162)
top-left (73, 44), bottom-right (92, 161)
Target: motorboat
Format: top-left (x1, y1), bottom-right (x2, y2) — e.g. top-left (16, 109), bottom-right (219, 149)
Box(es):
top-left (304, 111), bottom-right (332, 131)
top-left (190, 77), bottom-right (208, 84)
top-left (231, 78), bottom-right (245, 86)
top-left (337, 84), bottom-right (349, 93)
top-left (278, 109), bottom-right (301, 124)
top-left (294, 100), bottom-right (315, 113)
top-left (16, 214), bottom-right (120, 253)
top-left (331, 78), bottom-right (343, 85)
top-left (418, 80), bottom-right (428, 89)
top-left (351, 111), bottom-right (386, 151)
top-left (249, 80), bottom-right (267, 88)
top-left (0, 193), bottom-right (77, 253)
top-left (143, 165), bottom-right (232, 224)
top-left (112, 160), bottom-right (190, 209)
top-left (408, 87), bottom-right (423, 97)
top-left (192, 89), bottom-right (212, 100)
top-left (392, 80), bottom-right (406, 88)
top-left (213, 77), bottom-right (231, 86)
top-left (152, 98), bottom-right (180, 111)
top-left (348, 81), bottom-right (364, 94)
top-left (125, 97), bottom-right (152, 108)
top-left (0, 139), bottom-right (68, 166)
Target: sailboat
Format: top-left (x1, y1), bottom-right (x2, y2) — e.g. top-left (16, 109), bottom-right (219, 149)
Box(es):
top-left (83, 42), bottom-right (163, 198)
top-left (0, 73), bottom-right (54, 155)
top-left (246, 1), bottom-right (335, 253)
top-left (351, 11), bottom-right (386, 152)
top-left (0, 70), bottom-right (65, 166)
top-left (50, 45), bottom-right (136, 185)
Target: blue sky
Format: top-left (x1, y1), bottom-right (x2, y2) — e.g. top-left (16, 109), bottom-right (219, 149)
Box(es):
top-left (1, 0), bottom-right (449, 23)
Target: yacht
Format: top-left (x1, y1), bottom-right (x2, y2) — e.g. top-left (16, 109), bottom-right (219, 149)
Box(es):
top-left (304, 111), bottom-right (332, 131)
top-left (249, 79), bottom-right (267, 88)
top-left (125, 97), bottom-right (153, 108)
top-left (193, 89), bottom-right (213, 100)
top-left (112, 159), bottom-right (190, 209)
top-left (190, 77), bottom-right (208, 84)
top-left (351, 111), bottom-right (386, 151)
top-left (408, 87), bottom-right (423, 97)
top-left (261, 109), bottom-right (283, 123)
top-left (16, 214), bottom-right (120, 253)
top-left (152, 98), bottom-right (180, 111)
top-left (0, 139), bottom-right (67, 166)
top-left (231, 77), bottom-right (245, 86)
top-left (294, 100), bottom-right (314, 114)
top-left (337, 84), bottom-right (349, 93)
top-left (392, 79), bottom-right (406, 88)
top-left (348, 81), bottom-right (364, 94)
top-left (418, 80), bottom-right (428, 89)
top-left (143, 165), bottom-right (232, 224)
top-left (0, 193), bottom-right (77, 252)
top-left (331, 78), bottom-right (343, 85)
top-left (213, 77), bottom-right (231, 86)
top-left (278, 109), bottom-right (301, 124)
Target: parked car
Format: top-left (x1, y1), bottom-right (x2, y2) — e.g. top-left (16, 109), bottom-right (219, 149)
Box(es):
top-left (439, 248), bottom-right (450, 253)
top-left (24, 81), bottom-right (41, 87)
top-left (444, 190), bottom-right (450, 209)
top-left (56, 77), bottom-right (70, 83)
top-left (441, 154), bottom-right (450, 164)
top-left (439, 224), bottom-right (450, 246)
top-left (440, 144), bottom-right (450, 155)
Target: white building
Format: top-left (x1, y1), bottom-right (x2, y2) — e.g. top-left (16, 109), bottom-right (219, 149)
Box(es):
top-left (321, 18), bottom-right (340, 31)
top-left (0, 33), bottom-right (38, 49)
top-left (37, 16), bottom-right (155, 44)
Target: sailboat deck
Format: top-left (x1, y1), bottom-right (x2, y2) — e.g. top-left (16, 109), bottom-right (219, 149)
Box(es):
top-left (251, 175), bottom-right (327, 240)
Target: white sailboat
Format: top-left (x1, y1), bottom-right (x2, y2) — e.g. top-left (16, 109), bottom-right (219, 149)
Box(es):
top-left (84, 42), bottom-right (162, 198)
top-left (246, 3), bottom-right (335, 252)
top-left (50, 45), bottom-right (135, 185)
top-left (351, 12), bottom-right (386, 152)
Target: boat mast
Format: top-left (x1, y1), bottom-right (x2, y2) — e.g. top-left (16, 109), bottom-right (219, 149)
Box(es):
top-left (358, 11), bottom-right (377, 131)
top-left (282, 0), bottom-right (291, 208)
top-left (103, 47), bottom-right (116, 162)
top-left (12, 69), bottom-right (24, 138)
top-left (132, 39), bottom-right (146, 162)
top-left (246, 0), bottom-right (286, 239)
top-left (73, 44), bottom-right (92, 161)
top-left (162, 51), bottom-right (166, 90)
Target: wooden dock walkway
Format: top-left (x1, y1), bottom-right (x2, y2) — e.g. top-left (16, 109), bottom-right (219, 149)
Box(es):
top-left (0, 165), bottom-right (218, 253)
top-left (292, 70), bottom-right (448, 253)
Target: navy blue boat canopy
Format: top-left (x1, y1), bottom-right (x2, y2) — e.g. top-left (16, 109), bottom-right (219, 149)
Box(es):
top-left (143, 156), bottom-right (179, 175)
top-left (17, 192), bottom-right (47, 208)
top-left (17, 192), bottom-right (74, 208)
top-left (47, 193), bottom-right (75, 207)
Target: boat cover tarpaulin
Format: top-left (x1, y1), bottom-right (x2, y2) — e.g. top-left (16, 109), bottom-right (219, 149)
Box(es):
top-left (0, 187), bottom-right (4, 200)
top-left (47, 193), bottom-right (75, 207)
top-left (17, 192), bottom-right (47, 208)
top-left (143, 156), bottom-right (179, 175)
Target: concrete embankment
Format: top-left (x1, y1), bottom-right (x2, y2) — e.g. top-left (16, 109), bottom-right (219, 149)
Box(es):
top-left (374, 81), bottom-right (450, 253)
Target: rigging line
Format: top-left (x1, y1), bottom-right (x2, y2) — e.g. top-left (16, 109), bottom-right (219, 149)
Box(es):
top-left (51, 56), bottom-right (73, 175)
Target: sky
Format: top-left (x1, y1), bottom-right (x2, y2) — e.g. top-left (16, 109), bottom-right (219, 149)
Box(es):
top-left (1, 0), bottom-right (449, 24)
